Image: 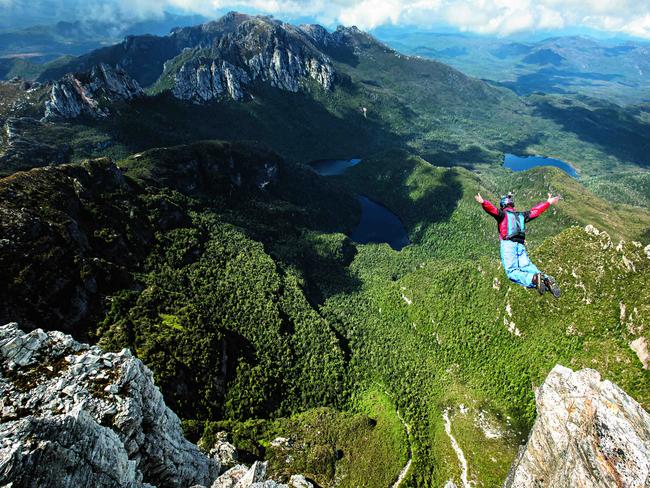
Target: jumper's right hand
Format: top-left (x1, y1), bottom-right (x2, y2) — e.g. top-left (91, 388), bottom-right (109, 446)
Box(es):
top-left (475, 193), bottom-right (484, 204)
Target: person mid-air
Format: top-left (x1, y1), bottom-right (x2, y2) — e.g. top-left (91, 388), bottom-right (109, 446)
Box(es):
top-left (475, 191), bottom-right (561, 297)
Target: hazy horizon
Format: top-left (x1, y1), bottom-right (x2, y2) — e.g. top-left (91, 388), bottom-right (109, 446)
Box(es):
top-left (2, 0), bottom-right (650, 42)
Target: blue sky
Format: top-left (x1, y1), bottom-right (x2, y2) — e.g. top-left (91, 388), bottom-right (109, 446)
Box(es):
top-left (3, 0), bottom-right (650, 39)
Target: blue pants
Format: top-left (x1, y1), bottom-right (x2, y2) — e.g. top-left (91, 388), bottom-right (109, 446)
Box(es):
top-left (500, 240), bottom-right (540, 288)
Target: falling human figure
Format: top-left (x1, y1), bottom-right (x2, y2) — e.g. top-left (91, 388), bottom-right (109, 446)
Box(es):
top-left (475, 191), bottom-right (562, 297)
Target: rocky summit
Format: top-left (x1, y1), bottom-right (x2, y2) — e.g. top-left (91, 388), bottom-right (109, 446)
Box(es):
top-left (43, 63), bottom-right (143, 120)
top-left (505, 365), bottom-right (650, 487)
top-left (0, 323), bottom-right (313, 488)
top-left (168, 14), bottom-right (334, 103)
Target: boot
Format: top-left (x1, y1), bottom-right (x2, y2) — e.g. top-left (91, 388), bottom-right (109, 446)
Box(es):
top-left (543, 275), bottom-right (561, 298)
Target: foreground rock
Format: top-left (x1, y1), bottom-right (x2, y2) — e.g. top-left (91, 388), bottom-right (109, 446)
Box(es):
top-left (207, 460), bottom-right (313, 488)
top-left (43, 63), bottom-right (143, 120)
top-left (504, 365), bottom-right (650, 487)
top-left (0, 323), bottom-right (218, 487)
top-left (0, 323), bottom-right (312, 488)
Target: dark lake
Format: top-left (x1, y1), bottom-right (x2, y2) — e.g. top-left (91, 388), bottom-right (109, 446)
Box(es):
top-left (310, 159), bottom-right (410, 251)
top-left (504, 153), bottom-right (579, 178)
top-left (349, 196), bottom-right (410, 251)
top-left (309, 158), bottom-right (362, 176)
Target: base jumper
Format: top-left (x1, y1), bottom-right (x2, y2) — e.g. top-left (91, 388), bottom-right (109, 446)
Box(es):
top-left (475, 192), bottom-right (561, 297)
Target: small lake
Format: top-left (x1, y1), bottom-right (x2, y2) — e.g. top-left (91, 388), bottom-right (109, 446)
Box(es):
top-left (310, 159), bottom-right (410, 251)
top-left (349, 196), bottom-right (410, 251)
top-left (310, 158), bottom-right (362, 176)
top-left (504, 153), bottom-right (579, 178)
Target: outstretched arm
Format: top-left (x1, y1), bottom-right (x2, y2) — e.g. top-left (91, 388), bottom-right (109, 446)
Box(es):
top-left (528, 193), bottom-right (561, 220)
top-left (475, 193), bottom-right (502, 219)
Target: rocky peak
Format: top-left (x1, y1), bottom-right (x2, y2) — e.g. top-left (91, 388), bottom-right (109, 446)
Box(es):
top-left (0, 322), bottom-right (219, 487)
top-left (43, 63), bottom-right (143, 121)
top-left (298, 24), bottom-right (331, 47)
top-left (505, 365), bottom-right (650, 487)
top-left (332, 25), bottom-right (393, 51)
top-left (0, 323), bottom-right (314, 488)
top-left (168, 15), bottom-right (334, 103)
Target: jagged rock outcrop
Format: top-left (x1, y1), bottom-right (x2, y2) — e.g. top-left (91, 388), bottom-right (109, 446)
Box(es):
top-left (206, 460), bottom-right (312, 488)
top-left (0, 323), bottom-right (314, 488)
top-left (43, 63), bottom-right (143, 120)
top-left (173, 59), bottom-right (250, 102)
top-left (504, 365), bottom-right (650, 487)
top-left (0, 323), bottom-right (219, 487)
top-left (168, 15), bottom-right (334, 103)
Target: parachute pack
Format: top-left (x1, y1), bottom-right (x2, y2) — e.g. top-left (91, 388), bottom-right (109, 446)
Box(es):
top-left (505, 211), bottom-right (526, 240)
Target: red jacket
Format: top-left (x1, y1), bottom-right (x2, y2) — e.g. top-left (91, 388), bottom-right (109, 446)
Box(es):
top-left (481, 200), bottom-right (550, 243)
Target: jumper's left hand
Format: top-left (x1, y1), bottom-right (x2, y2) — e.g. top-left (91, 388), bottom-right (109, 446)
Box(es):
top-left (547, 193), bottom-right (561, 205)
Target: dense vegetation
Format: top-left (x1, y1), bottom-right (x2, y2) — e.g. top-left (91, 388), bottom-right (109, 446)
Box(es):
top-left (316, 154), bottom-right (650, 486)
top-left (2, 142), bottom-right (647, 486)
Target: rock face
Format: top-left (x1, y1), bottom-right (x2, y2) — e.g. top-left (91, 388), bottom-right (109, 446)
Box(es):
top-left (208, 460), bottom-right (311, 488)
top-left (504, 365), bottom-right (650, 487)
top-left (1, 117), bottom-right (71, 172)
top-left (0, 323), bottom-right (219, 487)
top-left (168, 14), bottom-right (334, 103)
top-left (43, 63), bottom-right (143, 120)
top-left (0, 159), bottom-right (154, 336)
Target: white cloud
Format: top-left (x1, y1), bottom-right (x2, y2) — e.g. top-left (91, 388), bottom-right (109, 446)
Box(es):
top-left (6, 0), bottom-right (650, 38)
top-left (338, 0), bottom-right (402, 29)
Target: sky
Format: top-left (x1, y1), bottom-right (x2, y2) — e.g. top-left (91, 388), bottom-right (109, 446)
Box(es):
top-left (3, 0), bottom-right (650, 39)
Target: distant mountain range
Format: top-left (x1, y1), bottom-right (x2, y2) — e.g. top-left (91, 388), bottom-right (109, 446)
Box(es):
top-left (373, 29), bottom-right (650, 105)
top-left (2, 11), bottom-right (650, 209)
top-left (0, 11), bottom-right (208, 63)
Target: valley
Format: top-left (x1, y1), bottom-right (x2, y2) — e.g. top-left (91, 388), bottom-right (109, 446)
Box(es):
top-left (0, 10), bottom-right (649, 488)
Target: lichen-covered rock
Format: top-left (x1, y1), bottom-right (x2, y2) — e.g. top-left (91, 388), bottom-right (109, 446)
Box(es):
top-left (0, 323), bottom-right (219, 487)
top-left (0, 406), bottom-right (141, 487)
top-left (43, 63), bottom-right (143, 120)
top-left (289, 474), bottom-right (313, 488)
top-left (210, 461), bottom-right (280, 488)
top-left (209, 432), bottom-right (239, 469)
top-left (504, 365), bottom-right (650, 487)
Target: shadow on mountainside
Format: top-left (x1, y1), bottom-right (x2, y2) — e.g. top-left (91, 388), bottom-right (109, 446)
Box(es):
top-left (502, 67), bottom-right (623, 97)
top-left (100, 85), bottom-right (403, 164)
top-left (498, 132), bottom-right (545, 157)
top-left (421, 141), bottom-right (500, 169)
top-left (531, 97), bottom-right (650, 169)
